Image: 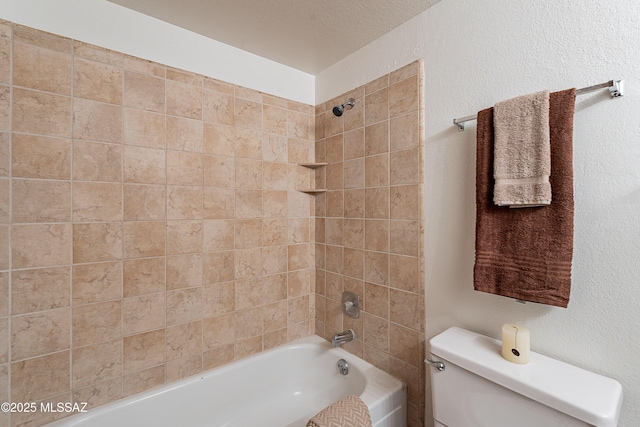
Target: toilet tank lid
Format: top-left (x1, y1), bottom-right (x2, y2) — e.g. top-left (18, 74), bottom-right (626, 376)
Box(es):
top-left (429, 327), bottom-right (623, 427)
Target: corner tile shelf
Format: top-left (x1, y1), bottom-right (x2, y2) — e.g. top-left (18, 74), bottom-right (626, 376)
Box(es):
top-left (297, 162), bottom-right (328, 194)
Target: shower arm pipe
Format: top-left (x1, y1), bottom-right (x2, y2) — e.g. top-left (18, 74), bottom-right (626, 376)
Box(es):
top-left (452, 79), bottom-right (624, 131)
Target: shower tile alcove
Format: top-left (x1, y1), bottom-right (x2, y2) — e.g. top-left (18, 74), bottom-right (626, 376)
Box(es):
top-left (313, 60), bottom-right (426, 427)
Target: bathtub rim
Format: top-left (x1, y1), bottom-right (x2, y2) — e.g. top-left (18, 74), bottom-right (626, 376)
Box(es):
top-left (44, 334), bottom-right (406, 427)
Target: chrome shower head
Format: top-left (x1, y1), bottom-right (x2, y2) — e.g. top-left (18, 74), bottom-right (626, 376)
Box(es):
top-left (332, 98), bottom-right (355, 117)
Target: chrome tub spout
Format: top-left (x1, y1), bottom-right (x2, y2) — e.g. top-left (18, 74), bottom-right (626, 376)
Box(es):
top-left (332, 329), bottom-right (355, 347)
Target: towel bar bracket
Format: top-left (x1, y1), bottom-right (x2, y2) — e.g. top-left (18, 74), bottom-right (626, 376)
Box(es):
top-left (610, 80), bottom-right (624, 98)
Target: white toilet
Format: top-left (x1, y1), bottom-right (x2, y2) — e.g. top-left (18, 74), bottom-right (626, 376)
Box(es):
top-left (427, 327), bottom-right (623, 427)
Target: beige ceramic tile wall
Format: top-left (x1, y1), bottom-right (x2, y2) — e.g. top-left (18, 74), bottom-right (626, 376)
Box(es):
top-left (0, 20), bottom-right (316, 426)
top-left (313, 61), bottom-right (425, 427)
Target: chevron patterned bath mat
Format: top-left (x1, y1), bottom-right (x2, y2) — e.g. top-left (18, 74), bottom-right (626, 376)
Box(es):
top-left (306, 395), bottom-right (373, 427)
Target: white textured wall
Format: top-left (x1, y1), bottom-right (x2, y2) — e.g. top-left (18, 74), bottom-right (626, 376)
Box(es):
top-left (0, 0), bottom-right (314, 104)
top-left (318, 1), bottom-right (640, 426)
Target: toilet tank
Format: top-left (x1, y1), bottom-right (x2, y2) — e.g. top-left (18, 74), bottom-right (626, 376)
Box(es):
top-left (428, 327), bottom-right (622, 427)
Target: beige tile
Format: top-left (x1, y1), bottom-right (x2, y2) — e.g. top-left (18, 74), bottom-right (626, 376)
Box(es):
top-left (73, 223), bottom-right (123, 263)
top-left (203, 154), bottom-right (234, 188)
top-left (73, 182), bottom-right (122, 222)
top-left (288, 110), bottom-right (311, 140)
top-left (389, 323), bottom-right (420, 366)
top-left (123, 70), bottom-right (165, 113)
top-left (124, 184), bottom-right (166, 221)
top-left (166, 221), bottom-right (203, 255)
top-left (166, 321), bottom-right (202, 361)
top-left (389, 75), bottom-right (419, 117)
top-left (263, 273), bottom-right (288, 304)
top-left (364, 251), bottom-right (389, 286)
top-left (343, 219), bottom-right (364, 249)
top-left (288, 217), bottom-right (310, 244)
top-left (325, 134), bottom-right (343, 163)
top-left (12, 179), bottom-right (70, 223)
top-left (263, 218), bottom-right (287, 247)
top-left (263, 104), bottom-right (288, 136)
top-left (123, 365), bottom-right (164, 397)
top-left (235, 219), bottom-right (263, 249)
top-left (0, 179), bottom-right (7, 224)
top-left (204, 79), bottom-right (232, 95)
top-left (234, 129), bottom-right (262, 159)
top-left (234, 277), bottom-right (265, 310)
top-left (202, 314), bottom-right (234, 350)
top-left (72, 377), bottom-right (122, 410)
top-left (124, 108), bottom-right (165, 148)
top-left (390, 147), bottom-right (420, 185)
top-left (324, 111), bottom-right (343, 138)
top-left (288, 295), bottom-right (309, 325)
top-left (235, 248), bottom-right (263, 279)
top-left (326, 162), bottom-right (343, 190)
top-left (263, 300), bottom-right (287, 333)
top-left (167, 150), bottom-right (203, 186)
top-left (390, 111), bottom-right (420, 151)
top-left (0, 86), bottom-right (7, 132)
top-left (264, 328), bottom-right (287, 350)
top-left (234, 98), bottom-right (262, 131)
top-left (124, 55), bottom-right (165, 77)
top-left (0, 36), bottom-right (9, 85)
top-left (72, 339), bottom-right (122, 389)
top-left (122, 221), bottom-right (165, 259)
top-left (0, 226), bottom-right (7, 270)
top-left (72, 300), bottom-right (121, 347)
top-left (390, 61), bottom-right (420, 85)
top-left (262, 246), bottom-right (287, 275)
top-left (390, 255), bottom-right (420, 293)
top-left (202, 280), bottom-right (234, 317)
top-left (203, 89), bottom-right (234, 125)
top-left (364, 121), bottom-right (389, 156)
top-left (11, 267), bottom-right (70, 315)
top-left (235, 336), bottom-right (262, 360)
top-left (166, 253), bottom-right (203, 290)
top-left (12, 393), bottom-right (72, 427)
top-left (123, 329), bottom-right (165, 374)
top-left (365, 74), bottom-right (389, 94)
top-left (235, 189), bottom-right (262, 218)
top-left (167, 80), bottom-right (202, 120)
top-left (365, 220), bottom-right (390, 252)
top-left (203, 123), bottom-right (234, 156)
top-left (0, 272), bottom-right (7, 317)
top-left (12, 308), bottom-right (70, 360)
top-left (74, 57), bottom-right (122, 104)
top-left (363, 313), bottom-right (388, 352)
top-left (203, 187), bottom-right (235, 219)
top-left (344, 189), bottom-right (365, 219)
top-left (167, 116), bottom-right (203, 152)
top-left (326, 190), bottom-right (343, 218)
top-left (73, 140), bottom-right (122, 182)
top-left (202, 344), bottom-right (234, 370)
top-left (263, 191), bottom-right (287, 218)
top-left (343, 247), bottom-right (364, 279)
top-left (324, 218), bottom-right (343, 246)
top-left (390, 185), bottom-right (420, 220)
top-left (325, 245), bottom-right (343, 275)
top-left (263, 162), bottom-right (288, 190)
top-left (13, 42), bottom-right (72, 95)
top-left (365, 187), bottom-right (389, 219)
top-left (0, 132), bottom-right (8, 177)
top-left (123, 257), bottom-right (165, 297)
top-left (166, 354), bottom-right (202, 383)
top-left (123, 293), bottom-right (165, 335)
top-left (73, 41), bottom-right (123, 67)
top-left (166, 287), bottom-right (202, 326)
top-left (234, 307), bottom-right (263, 340)
top-left (11, 350), bottom-right (70, 402)
top-left (123, 146), bottom-right (165, 184)
top-left (287, 190), bottom-right (310, 218)
top-left (344, 158), bottom-right (365, 189)
top-left (364, 282), bottom-right (389, 319)
top-left (167, 67), bottom-right (202, 86)
top-left (263, 134), bottom-right (288, 163)
top-left (390, 289), bottom-right (420, 330)
top-left (167, 185), bottom-right (203, 220)
top-left (365, 153), bottom-right (389, 187)
top-left (203, 219), bottom-right (234, 251)
top-left (365, 87), bottom-right (389, 126)
top-left (288, 244), bottom-right (309, 271)
top-left (364, 344), bottom-right (390, 372)
top-left (287, 138), bottom-right (310, 165)
top-left (236, 86), bottom-right (261, 102)
top-left (72, 262), bottom-right (122, 305)
top-left (13, 88), bottom-right (71, 137)
top-left (235, 158), bottom-right (262, 189)
top-left (73, 98), bottom-right (122, 143)
top-left (12, 134), bottom-right (71, 179)
top-left (288, 270), bottom-right (311, 298)
top-left (12, 223), bottom-right (71, 268)
top-left (390, 220), bottom-right (420, 257)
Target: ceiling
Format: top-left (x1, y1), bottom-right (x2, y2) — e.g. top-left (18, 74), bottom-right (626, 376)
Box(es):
top-left (108, 0), bottom-right (441, 74)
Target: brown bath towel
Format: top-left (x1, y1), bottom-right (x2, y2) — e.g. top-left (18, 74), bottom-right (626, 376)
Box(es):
top-left (306, 395), bottom-right (373, 427)
top-left (474, 89), bottom-right (575, 307)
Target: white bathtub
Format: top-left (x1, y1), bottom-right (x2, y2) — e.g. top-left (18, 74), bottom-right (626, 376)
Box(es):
top-left (47, 335), bottom-right (406, 427)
